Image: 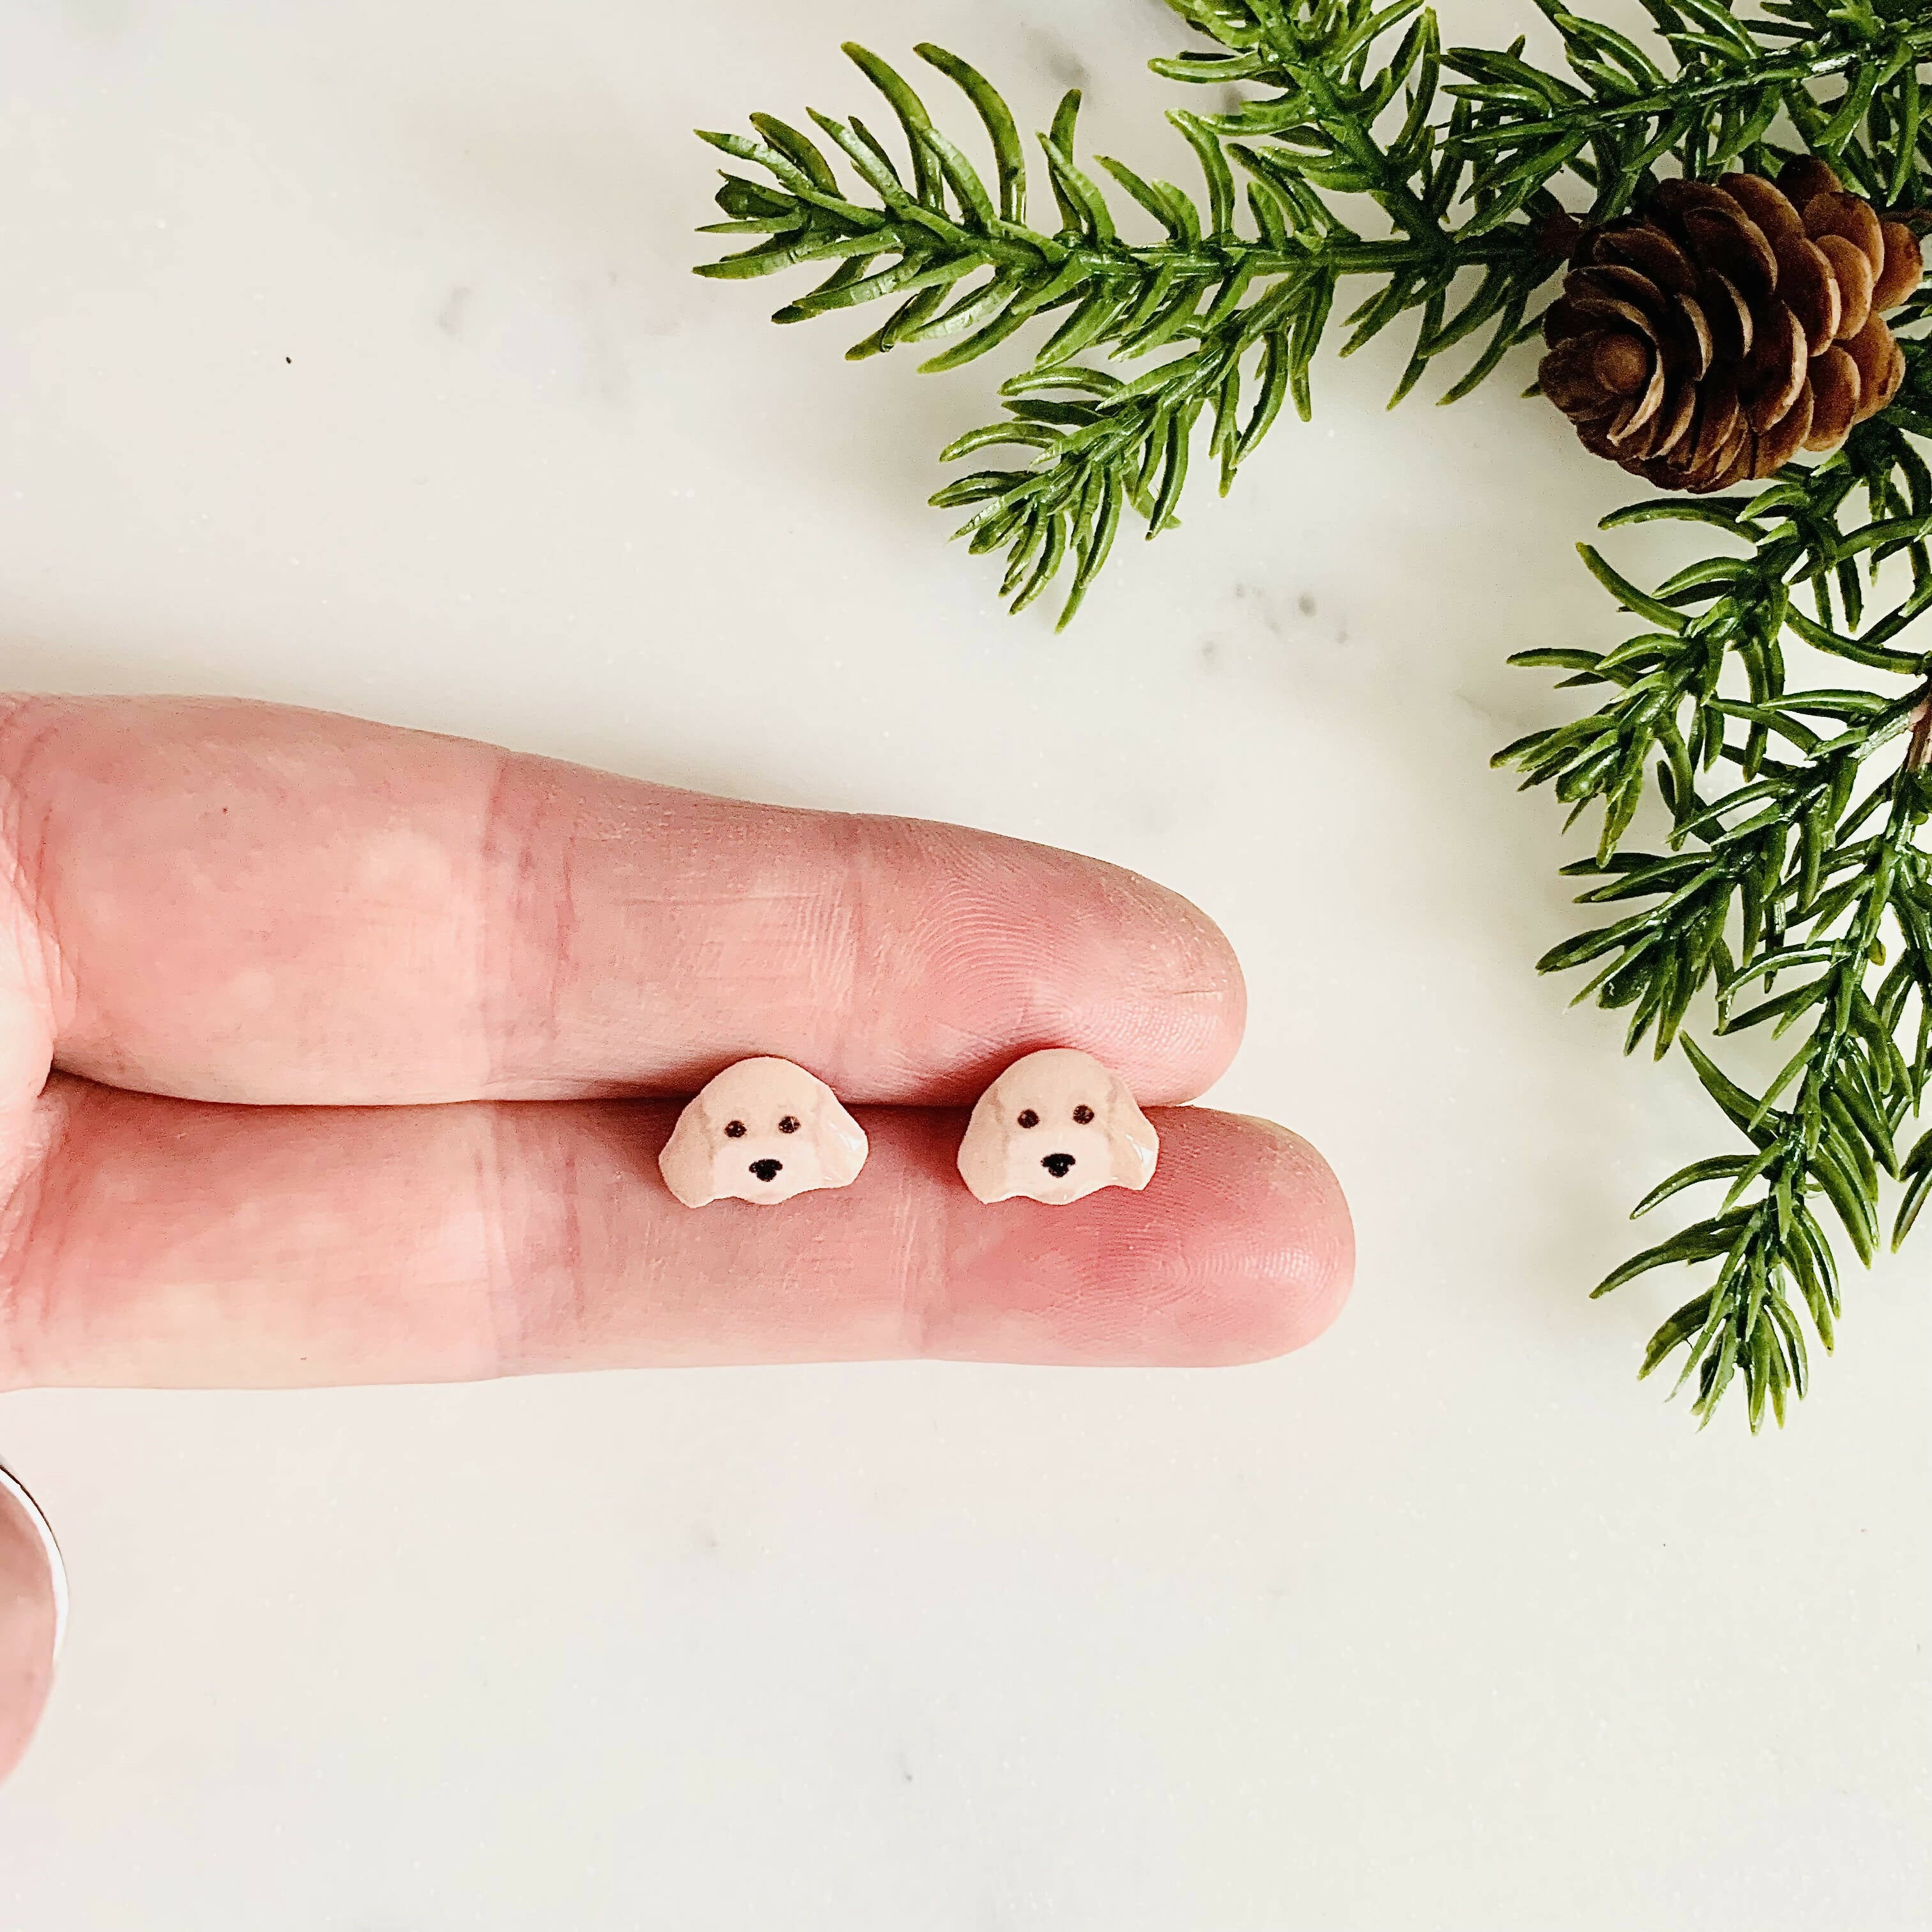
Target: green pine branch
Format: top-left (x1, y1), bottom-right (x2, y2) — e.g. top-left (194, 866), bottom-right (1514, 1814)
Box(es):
top-left (1443, 0), bottom-right (1932, 208)
top-left (694, 9), bottom-right (1569, 624)
top-left (1498, 332), bottom-right (1932, 1427)
top-left (696, 2), bottom-right (1931, 625)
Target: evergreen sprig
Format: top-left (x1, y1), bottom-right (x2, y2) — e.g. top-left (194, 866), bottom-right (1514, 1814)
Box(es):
top-left (696, 6), bottom-right (1557, 622)
top-left (696, 4), bottom-right (1932, 1424)
top-left (1499, 324), bottom-right (1932, 1427)
top-left (697, 1), bottom-right (1932, 622)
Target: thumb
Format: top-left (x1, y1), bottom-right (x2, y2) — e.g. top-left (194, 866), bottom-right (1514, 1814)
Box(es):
top-left (0, 1464), bottom-right (63, 1783)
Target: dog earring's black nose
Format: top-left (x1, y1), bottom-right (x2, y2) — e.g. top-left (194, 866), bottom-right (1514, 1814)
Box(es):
top-left (749, 1158), bottom-right (783, 1183)
top-left (1041, 1153), bottom-right (1076, 1179)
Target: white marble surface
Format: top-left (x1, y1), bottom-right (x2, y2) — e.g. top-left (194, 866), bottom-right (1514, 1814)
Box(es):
top-left (0, 3), bottom-right (1928, 1926)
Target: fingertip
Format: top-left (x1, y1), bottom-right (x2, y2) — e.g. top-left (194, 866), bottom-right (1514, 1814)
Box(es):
top-left (1107, 866), bottom-right (1248, 1101)
top-left (1212, 1117), bottom-right (1356, 1364)
top-left (854, 818), bottom-right (1246, 1105)
top-left (1055, 850), bottom-right (1248, 1100)
top-left (927, 1108), bottom-right (1351, 1368)
top-left (0, 1468), bottom-right (61, 1784)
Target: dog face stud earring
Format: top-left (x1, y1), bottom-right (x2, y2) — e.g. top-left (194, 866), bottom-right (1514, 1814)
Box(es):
top-left (659, 1057), bottom-right (868, 1207)
top-left (956, 1048), bottom-right (1159, 1206)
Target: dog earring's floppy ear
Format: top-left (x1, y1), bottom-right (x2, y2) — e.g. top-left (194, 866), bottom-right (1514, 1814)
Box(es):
top-left (1103, 1071), bottom-right (1160, 1191)
top-left (813, 1085), bottom-right (870, 1188)
top-left (657, 1094), bottom-right (719, 1208)
top-left (956, 1070), bottom-right (1016, 1204)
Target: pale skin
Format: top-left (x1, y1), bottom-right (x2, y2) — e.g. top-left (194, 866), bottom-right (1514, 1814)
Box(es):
top-left (0, 694), bottom-right (1354, 1781)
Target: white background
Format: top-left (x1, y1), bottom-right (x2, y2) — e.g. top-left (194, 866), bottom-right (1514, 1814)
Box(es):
top-left (0, 2), bottom-right (1926, 1926)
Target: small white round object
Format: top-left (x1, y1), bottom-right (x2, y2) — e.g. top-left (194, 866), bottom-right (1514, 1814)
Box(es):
top-left (956, 1048), bottom-right (1160, 1205)
top-left (659, 1057), bottom-right (868, 1208)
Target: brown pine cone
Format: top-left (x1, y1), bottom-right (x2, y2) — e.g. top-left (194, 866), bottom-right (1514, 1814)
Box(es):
top-left (1539, 158), bottom-right (1924, 492)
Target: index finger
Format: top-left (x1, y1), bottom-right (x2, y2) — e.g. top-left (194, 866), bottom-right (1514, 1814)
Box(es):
top-left (0, 696), bottom-right (1244, 1107)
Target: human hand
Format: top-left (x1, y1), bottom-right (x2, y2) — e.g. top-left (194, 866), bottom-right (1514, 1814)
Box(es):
top-left (0, 694), bottom-right (1352, 1779)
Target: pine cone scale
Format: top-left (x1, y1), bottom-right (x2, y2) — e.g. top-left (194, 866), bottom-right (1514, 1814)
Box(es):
top-left (1758, 384), bottom-right (1814, 472)
top-left (1722, 171), bottom-right (1807, 254)
top-left (1775, 238), bottom-right (1841, 355)
top-left (1596, 224), bottom-right (1699, 296)
top-left (1743, 305), bottom-right (1807, 433)
top-left (1575, 263), bottom-right (1666, 310)
top-left (1607, 371), bottom-right (1657, 438)
top-left (1806, 345), bottom-right (1860, 449)
top-left (1780, 158), bottom-right (1841, 208)
top-left (1652, 381), bottom-right (1698, 461)
top-left (1596, 332), bottom-right (1654, 399)
top-left (1843, 316), bottom-right (1899, 423)
top-left (1685, 370), bottom-right (1742, 491)
top-left (1683, 205), bottom-right (1778, 300)
top-left (1817, 233), bottom-right (1876, 339)
top-left (1804, 192), bottom-right (1885, 275)
top-left (1673, 294), bottom-right (1713, 379)
top-left (1540, 158), bottom-right (1924, 492)
top-left (1701, 272), bottom-right (1752, 364)
top-left (1874, 224), bottom-right (1923, 310)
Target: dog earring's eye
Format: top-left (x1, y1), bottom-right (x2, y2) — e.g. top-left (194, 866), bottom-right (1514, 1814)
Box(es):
top-left (1072, 1105), bottom-right (1094, 1124)
top-left (778, 1116), bottom-right (800, 1134)
top-left (1016, 1109), bottom-right (1039, 1128)
top-left (724, 1120), bottom-right (746, 1138)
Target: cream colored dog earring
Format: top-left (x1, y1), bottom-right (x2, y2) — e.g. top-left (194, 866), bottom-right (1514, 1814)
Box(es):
top-left (660, 1057), bottom-right (868, 1207)
top-left (957, 1048), bottom-right (1159, 1205)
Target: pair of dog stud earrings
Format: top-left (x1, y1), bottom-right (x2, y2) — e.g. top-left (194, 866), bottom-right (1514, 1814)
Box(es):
top-left (658, 1048), bottom-right (1159, 1209)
